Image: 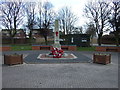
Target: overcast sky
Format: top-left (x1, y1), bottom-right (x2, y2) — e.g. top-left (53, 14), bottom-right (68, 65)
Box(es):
top-left (1, 0), bottom-right (116, 34)
top-left (41, 0), bottom-right (89, 27)
top-left (49, 0), bottom-right (89, 27)
top-left (0, 0), bottom-right (89, 30)
top-left (22, 0), bottom-right (90, 27)
top-left (1, 0), bottom-right (116, 28)
top-left (39, 0), bottom-right (114, 34)
top-left (31, 0), bottom-right (114, 27)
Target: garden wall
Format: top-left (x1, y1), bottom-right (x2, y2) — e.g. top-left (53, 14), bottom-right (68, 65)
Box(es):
top-left (32, 45), bottom-right (77, 51)
top-left (95, 46), bottom-right (120, 52)
top-left (0, 45), bottom-right (11, 51)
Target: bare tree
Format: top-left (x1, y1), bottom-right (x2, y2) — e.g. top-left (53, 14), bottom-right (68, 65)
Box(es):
top-left (0, 0), bottom-right (25, 43)
top-left (85, 22), bottom-right (96, 38)
top-left (0, 2), bottom-right (13, 30)
top-left (58, 6), bottom-right (78, 35)
top-left (37, 2), bottom-right (42, 29)
top-left (25, 2), bottom-right (36, 39)
top-left (40, 1), bottom-right (55, 45)
top-left (85, 22), bottom-right (96, 45)
top-left (84, 1), bottom-right (111, 46)
top-left (109, 1), bottom-right (120, 46)
top-left (42, 1), bottom-right (55, 29)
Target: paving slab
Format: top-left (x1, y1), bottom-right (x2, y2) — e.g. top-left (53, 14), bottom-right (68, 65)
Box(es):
top-left (2, 51), bottom-right (118, 88)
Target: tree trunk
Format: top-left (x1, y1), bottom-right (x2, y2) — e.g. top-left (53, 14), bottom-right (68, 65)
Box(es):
top-left (11, 37), bottom-right (14, 44)
top-left (29, 37), bottom-right (32, 44)
top-left (44, 36), bottom-right (48, 45)
top-left (29, 30), bottom-right (33, 44)
top-left (115, 38), bottom-right (119, 46)
top-left (97, 33), bottom-right (103, 46)
top-left (98, 36), bottom-right (101, 46)
top-left (115, 33), bottom-right (119, 46)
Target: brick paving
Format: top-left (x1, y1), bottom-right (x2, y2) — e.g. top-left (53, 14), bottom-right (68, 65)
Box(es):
top-left (2, 51), bottom-right (118, 88)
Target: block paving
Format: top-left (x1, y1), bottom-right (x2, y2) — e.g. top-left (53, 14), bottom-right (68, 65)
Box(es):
top-left (2, 51), bottom-right (118, 88)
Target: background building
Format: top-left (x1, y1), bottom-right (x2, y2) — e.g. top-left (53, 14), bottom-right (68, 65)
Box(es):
top-left (60, 34), bottom-right (91, 47)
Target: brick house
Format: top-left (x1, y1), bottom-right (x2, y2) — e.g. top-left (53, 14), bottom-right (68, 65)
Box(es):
top-left (2, 29), bottom-right (26, 44)
top-left (32, 29), bottom-right (53, 39)
top-left (2, 29), bottom-right (53, 38)
top-left (14, 29), bottom-right (26, 38)
top-left (2, 29), bottom-right (10, 38)
top-left (2, 28), bottom-right (53, 44)
top-left (2, 29), bottom-right (26, 38)
top-left (32, 29), bottom-right (41, 39)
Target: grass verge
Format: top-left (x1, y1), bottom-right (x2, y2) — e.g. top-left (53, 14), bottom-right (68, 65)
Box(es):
top-left (11, 45), bottom-right (32, 51)
top-left (77, 46), bottom-right (95, 51)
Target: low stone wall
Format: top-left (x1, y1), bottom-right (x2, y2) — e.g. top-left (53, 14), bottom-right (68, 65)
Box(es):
top-left (32, 45), bottom-right (77, 51)
top-left (95, 46), bottom-right (120, 52)
top-left (32, 45), bottom-right (52, 50)
top-left (0, 46), bottom-right (11, 51)
top-left (32, 45), bottom-right (42, 50)
top-left (40, 45), bottom-right (52, 50)
top-left (68, 45), bottom-right (77, 51)
top-left (61, 45), bottom-right (77, 51)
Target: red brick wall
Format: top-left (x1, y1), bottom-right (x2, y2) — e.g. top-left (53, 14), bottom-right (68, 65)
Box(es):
top-left (32, 45), bottom-right (77, 51)
top-left (96, 46), bottom-right (120, 52)
top-left (32, 46), bottom-right (40, 50)
top-left (40, 46), bottom-right (51, 50)
top-left (117, 47), bottom-right (120, 52)
top-left (95, 47), bottom-right (106, 51)
top-left (68, 46), bottom-right (77, 51)
top-left (0, 46), bottom-right (11, 51)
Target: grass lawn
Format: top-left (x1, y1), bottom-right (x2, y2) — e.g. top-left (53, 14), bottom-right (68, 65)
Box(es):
top-left (77, 46), bottom-right (95, 51)
top-left (11, 45), bottom-right (32, 51)
top-left (10, 44), bottom-right (95, 51)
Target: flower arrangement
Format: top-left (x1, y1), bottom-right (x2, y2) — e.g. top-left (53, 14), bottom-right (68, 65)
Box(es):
top-left (7, 53), bottom-right (20, 56)
top-left (50, 47), bottom-right (64, 58)
top-left (94, 53), bottom-right (110, 56)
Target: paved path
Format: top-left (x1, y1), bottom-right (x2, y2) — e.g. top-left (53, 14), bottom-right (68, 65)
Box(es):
top-left (2, 51), bottom-right (118, 88)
